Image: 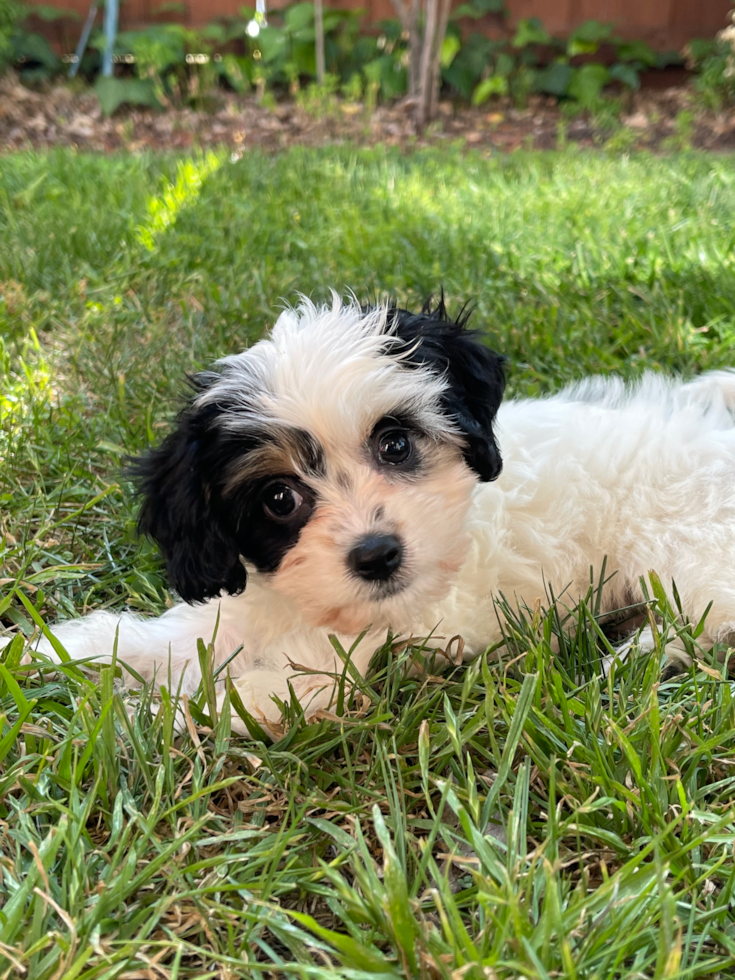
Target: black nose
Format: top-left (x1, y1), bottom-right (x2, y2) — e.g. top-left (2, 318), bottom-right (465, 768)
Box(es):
top-left (348, 534), bottom-right (404, 582)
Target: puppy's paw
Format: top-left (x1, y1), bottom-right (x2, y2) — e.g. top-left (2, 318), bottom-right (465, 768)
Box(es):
top-left (221, 667), bottom-right (342, 739)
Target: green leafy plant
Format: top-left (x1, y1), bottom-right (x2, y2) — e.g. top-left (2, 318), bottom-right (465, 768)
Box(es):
top-left (1, 2), bottom-right (78, 81)
top-left (255, 3), bottom-right (364, 90)
top-left (360, 19), bottom-right (408, 103)
top-left (295, 70), bottom-right (340, 115)
top-left (662, 107), bottom-right (696, 152)
top-left (686, 16), bottom-right (735, 110)
top-left (89, 19), bottom-right (253, 114)
top-left (452, 0), bottom-right (505, 19)
top-left (94, 75), bottom-right (162, 115)
top-left (0, 1), bottom-right (695, 119)
top-left (0, 0), bottom-right (25, 71)
top-left (442, 32), bottom-right (503, 101)
top-left (11, 27), bottom-right (59, 81)
top-left (448, 16), bottom-right (661, 110)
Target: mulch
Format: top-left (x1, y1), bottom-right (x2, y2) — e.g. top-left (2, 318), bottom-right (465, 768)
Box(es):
top-left (3, 72), bottom-right (735, 153)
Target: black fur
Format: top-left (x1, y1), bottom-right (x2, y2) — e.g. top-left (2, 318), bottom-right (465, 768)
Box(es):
top-left (227, 475), bottom-right (315, 575)
top-left (131, 372), bottom-right (322, 603)
top-left (131, 377), bottom-right (251, 603)
top-left (385, 296), bottom-right (506, 481)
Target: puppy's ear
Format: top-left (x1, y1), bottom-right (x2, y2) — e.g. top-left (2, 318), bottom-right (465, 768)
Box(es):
top-left (130, 378), bottom-right (247, 603)
top-left (390, 297), bottom-right (506, 481)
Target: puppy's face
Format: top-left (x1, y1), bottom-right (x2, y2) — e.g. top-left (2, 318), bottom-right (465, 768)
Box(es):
top-left (250, 412), bottom-right (476, 633)
top-left (133, 298), bottom-right (505, 632)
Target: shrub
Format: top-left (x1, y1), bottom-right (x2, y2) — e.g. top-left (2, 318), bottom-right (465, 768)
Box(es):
top-left (0, 0), bottom-right (26, 71)
top-left (446, 17), bottom-right (663, 110)
top-left (686, 12), bottom-right (735, 109)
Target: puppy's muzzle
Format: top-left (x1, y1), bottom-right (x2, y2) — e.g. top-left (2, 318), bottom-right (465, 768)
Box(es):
top-left (348, 534), bottom-right (404, 582)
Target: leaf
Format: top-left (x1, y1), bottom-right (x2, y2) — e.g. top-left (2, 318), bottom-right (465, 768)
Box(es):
top-left (15, 591), bottom-right (72, 667)
top-left (441, 34), bottom-right (461, 69)
top-left (617, 39), bottom-right (657, 66)
top-left (609, 62), bottom-right (641, 90)
top-left (363, 54), bottom-right (407, 100)
top-left (219, 53), bottom-right (251, 93)
top-left (452, 3), bottom-right (484, 19)
top-left (32, 4), bottom-right (81, 21)
top-left (567, 21), bottom-right (615, 56)
top-left (567, 63), bottom-right (610, 106)
top-left (472, 74), bottom-right (508, 105)
top-left (569, 20), bottom-right (615, 45)
top-left (0, 634), bottom-right (24, 676)
top-left (0, 816), bottom-right (68, 945)
top-left (568, 39), bottom-right (600, 56)
top-left (513, 18), bottom-right (552, 49)
top-left (197, 635), bottom-right (219, 726)
top-left (0, 662), bottom-right (30, 713)
top-left (495, 51), bottom-right (515, 76)
top-left (257, 25), bottom-right (289, 64)
top-left (535, 60), bottom-right (573, 96)
top-left (94, 77), bottom-right (162, 117)
top-left (305, 816), bottom-right (356, 849)
top-left (418, 719), bottom-right (430, 781)
top-left (480, 672), bottom-right (537, 824)
top-left (284, 2), bottom-right (315, 33)
top-left (454, 0), bottom-right (505, 14)
top-left (12, 31), bottom-right (60, 71)
top-left (372, 806), bottom-right (418, 973)
top-left (289, 910), bottom-right (399, 973)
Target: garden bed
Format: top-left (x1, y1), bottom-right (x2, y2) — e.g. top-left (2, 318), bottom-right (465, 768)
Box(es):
top-left (4, 72), bottom-right (735, 152)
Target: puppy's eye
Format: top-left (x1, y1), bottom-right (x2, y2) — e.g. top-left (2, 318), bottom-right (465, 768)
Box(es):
top-left (262, 483), bottom-right (304, 521)
top-left (377, 430), bottom-right (412, 465)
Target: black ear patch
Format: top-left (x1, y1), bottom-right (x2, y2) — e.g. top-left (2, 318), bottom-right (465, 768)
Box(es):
top-left (386, 296), bottom-right (506, 481)
top-left (129, 375), bottom-right (249, 604)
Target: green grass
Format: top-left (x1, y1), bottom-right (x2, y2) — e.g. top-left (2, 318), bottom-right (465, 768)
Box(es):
top-left (2, 146), bottom-right (735, 979)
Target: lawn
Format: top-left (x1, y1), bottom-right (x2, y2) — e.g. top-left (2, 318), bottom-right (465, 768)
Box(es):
top-left (2, 146), bottom-right (735, 979)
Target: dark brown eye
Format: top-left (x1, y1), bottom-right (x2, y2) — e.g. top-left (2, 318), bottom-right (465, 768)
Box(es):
top-left (262, 483), bottom-right (303, 521)
top-left (377, 430), bottom-right (412, 465)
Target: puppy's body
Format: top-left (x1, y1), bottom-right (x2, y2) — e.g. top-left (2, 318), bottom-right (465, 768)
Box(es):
top-left (442, 371), bottom-right (735, 655)
top-left (10, 299), bottom-right (735, 727)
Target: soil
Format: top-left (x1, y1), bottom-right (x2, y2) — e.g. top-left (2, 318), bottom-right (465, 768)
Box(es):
top-left (2, 72), bottom-right (735, 154)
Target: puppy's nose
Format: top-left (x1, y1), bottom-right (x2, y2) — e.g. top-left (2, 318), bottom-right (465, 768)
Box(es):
top-left (348, 534), bottom-right (403, 581)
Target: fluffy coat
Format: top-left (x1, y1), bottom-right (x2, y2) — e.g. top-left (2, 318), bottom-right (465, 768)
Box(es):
top-left (8, 296), bottom-right (735, 730)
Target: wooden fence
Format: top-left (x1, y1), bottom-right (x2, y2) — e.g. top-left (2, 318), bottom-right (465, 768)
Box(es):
top-left (28, 0), bottom-right (733, 51)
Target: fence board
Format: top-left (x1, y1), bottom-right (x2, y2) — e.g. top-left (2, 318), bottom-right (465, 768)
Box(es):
top-left (27, 0), bottom-right (733, 50)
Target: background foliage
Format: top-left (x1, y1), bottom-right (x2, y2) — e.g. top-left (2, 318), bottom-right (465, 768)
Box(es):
top-left (0, 0), bottom-right (701, 114)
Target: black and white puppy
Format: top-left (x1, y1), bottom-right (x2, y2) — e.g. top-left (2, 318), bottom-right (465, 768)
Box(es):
top-left (10, 295), bottom-right (735, 728)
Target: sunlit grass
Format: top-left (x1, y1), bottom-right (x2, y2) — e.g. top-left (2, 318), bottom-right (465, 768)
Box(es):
top-left (136, 151), bottom-right (225, 250)
top-left (1, 146), bottom-right (735, 979)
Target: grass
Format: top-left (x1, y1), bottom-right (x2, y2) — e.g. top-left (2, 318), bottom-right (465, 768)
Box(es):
top-left (1, 145), bottom-right (735, 978)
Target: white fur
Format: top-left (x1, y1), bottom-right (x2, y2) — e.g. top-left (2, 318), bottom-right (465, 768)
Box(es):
top-left (5, 299), bottom-right (735, 734)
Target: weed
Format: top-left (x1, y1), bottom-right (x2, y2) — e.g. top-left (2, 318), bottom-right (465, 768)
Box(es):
top-left (296, 72), bottom-right (340, 118)
top-left (604, 124), bottom-right (638, 153)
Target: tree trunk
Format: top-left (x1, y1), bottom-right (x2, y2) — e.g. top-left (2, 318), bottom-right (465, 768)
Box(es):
top-left (429, 0), bottom-right (452, 121)
top-left (314, 0), bottom-right (325, 85)
top-left (416, 0), bottom-right (438, 128)
top-left (390, 0), bottom-right (450, 128)
top-left (409, 0), bottom-right (421, 98)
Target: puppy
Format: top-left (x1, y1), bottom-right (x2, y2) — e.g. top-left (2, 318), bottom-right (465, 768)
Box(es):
top-left (7, 295), bottom-right (735, 729)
